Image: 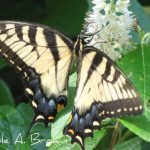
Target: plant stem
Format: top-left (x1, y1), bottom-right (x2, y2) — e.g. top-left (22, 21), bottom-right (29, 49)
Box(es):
top-left (137, 25), bottom-right (147, 110)
top-left (110, 0), bottom-right (115, 12)
top-left (109, 120), bottom-right (120, 150)
top-left (119, 130), bottom-right (133, 143)
top-left (138, 25), bottom-right (148, 111)
top-left (141, 40), bottom-right (147, 110)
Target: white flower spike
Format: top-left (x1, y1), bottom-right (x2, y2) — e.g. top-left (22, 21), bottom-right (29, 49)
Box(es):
top-left (82, 0), bottom-right (135, 60)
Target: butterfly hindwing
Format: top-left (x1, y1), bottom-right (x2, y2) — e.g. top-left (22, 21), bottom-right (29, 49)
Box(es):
top-left (0, 21), bottom-right (74, 126)
top-left (64, 46), bottom-right (143, 149)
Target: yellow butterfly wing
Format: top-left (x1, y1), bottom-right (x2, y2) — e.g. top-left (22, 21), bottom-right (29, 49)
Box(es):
top-left (64, 47), bottom-right (143, 149)
top-left (0, 21), bottom-right (74, 126)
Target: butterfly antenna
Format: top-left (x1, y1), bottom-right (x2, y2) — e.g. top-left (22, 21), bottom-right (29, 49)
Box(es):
top-left (81, 28), bottom-right (102, 44)
top-left (26, 115), bottom-right (36, 137)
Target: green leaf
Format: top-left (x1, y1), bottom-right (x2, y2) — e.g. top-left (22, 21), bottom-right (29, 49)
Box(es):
top-left (95, 128), bottom-right (114, 150)
top-left (114, 137), bottom-right (150, 150)
top-left (48, 129), bottom-right (107, 150)
top-left (113, 137), bottom-right (142, 150)
top-left (119, 110), bottom-right (150, 142)
top-left (117, 44), bottom-right (150, 143)
top-left (69, 72), bottom-right (77, 88)
top-left (51, 113), bottom-right (70, 140)
top-left (0, 104), bottom-right (52, 149)
top-left (0, 79), bottom-right (14, 106)
top-left (0, 105), bottom-right (27, 149)
top-left (17, 103), bottom-right (33, 126)
top-left (84, 129), bottom-right (107, 150)
top-left (118, 45), bottom-right (150, 102)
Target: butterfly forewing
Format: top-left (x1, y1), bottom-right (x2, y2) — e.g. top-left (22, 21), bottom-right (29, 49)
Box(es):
top-left (0, 21), bottom-right (74, 125)
top-left (64, 46), bottom-right (143, 149)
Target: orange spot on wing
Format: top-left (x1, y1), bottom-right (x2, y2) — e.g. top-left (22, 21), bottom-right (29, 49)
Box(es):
top-left (48, 116), bottom-right (54, 120)
top-left (57, 104), bottom-right (64, 112)
top-left (68, 129), bottom-right (74, 135)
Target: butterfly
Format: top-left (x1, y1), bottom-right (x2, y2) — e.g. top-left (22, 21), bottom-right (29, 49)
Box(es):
top-left (0, 21), bottom-right (143, 149)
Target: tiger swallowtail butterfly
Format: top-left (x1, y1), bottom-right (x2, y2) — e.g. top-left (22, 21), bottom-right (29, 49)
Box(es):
top-left (0, 21), bottom-right (143, 149)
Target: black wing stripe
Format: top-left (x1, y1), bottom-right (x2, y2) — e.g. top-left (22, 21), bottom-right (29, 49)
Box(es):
top-left (59, 35), bottom-right (74, 52)
top-left (106, 82), bottom-right (117, 113)
top-left (114, 77), bottom-right (124, 115)
top-left (0, 41), bottom-right (21, 58)
top-left (120, 77), bottom-right (133, 110)
top-left (43, 30), bottom-right (60, 82)
top-left (82, 52), bottom-right (103, 94)
top-left (113, 69), bottom-right (120, 83)
top-left (103, 60), bottom-right (111, 79)
top-left (0, 41), bottom-right (9, 55)
top-left (15, 24), bottom-right (23, 41)
top-left (0, 42), bottom-right (27, 72)
top-left (87, 52), bottom-right (103, 79)
top-left (43, 29), bottom-right (60, 61)
top-left (117, 78), bottom-right (129, 116)
top-left (112, 82), bottom-right (124, 116)
top-left (0, 24), bottom-right (6, 33)
top-left (28, 26), bottom-right (37, 45)
top-left (0, 35), bottom-right (27, 60)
